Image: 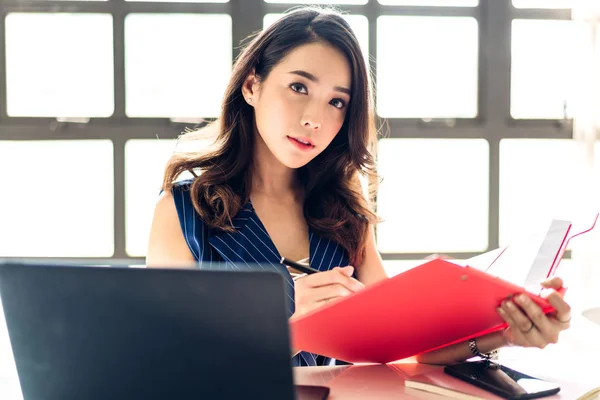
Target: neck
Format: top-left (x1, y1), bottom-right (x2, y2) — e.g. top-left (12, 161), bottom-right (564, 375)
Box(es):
top-left (251, 133), bottom-right (300, 200)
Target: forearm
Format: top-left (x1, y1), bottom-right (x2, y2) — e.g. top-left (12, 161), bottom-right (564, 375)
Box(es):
top-left (416, 331), bottom-right (507, 365)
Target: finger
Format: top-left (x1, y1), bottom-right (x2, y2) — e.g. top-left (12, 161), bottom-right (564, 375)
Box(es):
top-left (501, 304), bottom-right (549, 348)
top-left (302, 268), bottom-right (350, 287)
top-left (500, 300), bottom-right (546, 347)
top-left (544, 292), bottom-right (572, 326)
top-left (541, 276), bottom-right (563, 290)
top-left (328, 268), bottom-right (364, 292)
top-left (319, 296), bottom-right (346, 307)
top-left (513, 294), bottom-right (553, 331)
top-left (303, 268), bottom-right (364, 292)
top-left (501, 299), bottom-right (536, 333)
top-left (497, 307), bottom-right (530, 347)
top-left (305, 283), bottom-right (353, 304)
top-left (511, 295), bottom-right (555, 346)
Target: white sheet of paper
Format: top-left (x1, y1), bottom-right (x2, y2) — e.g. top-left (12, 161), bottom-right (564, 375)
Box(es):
top-left (455, 219), bottom-right (572, 292)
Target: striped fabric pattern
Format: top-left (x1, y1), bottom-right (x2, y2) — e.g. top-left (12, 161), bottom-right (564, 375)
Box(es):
top-left (171, 180), bottom-right (351, 367)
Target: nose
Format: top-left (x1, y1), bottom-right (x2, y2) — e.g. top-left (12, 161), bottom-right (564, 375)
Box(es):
top-left (300, 108), bottom-right (322, 131)
top-left (301, 117), bottom-right (321, 131)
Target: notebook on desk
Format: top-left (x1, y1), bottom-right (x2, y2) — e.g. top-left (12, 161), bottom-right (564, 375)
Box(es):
top-left (289, 214), bottom-right (599, 364)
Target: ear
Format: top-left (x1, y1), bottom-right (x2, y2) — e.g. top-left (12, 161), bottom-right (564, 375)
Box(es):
top-left (241, 70), bottom-right (258, 105)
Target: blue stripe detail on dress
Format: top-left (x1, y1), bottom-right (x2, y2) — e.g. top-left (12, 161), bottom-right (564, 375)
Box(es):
top-left (171, 179), bottom-right (350, 367)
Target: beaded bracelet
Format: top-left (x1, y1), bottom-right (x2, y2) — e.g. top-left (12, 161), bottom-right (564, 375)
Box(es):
top-left (468, 337), bottom-right (498, 361)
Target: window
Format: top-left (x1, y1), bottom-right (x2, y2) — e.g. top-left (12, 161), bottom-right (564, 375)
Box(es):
top-left (125, 14), bottom-right (232, 118)
top-left (499, 139), bottom-right (591, 246)
top-left (127, 0), bottom-right (228, 2)
top-left (511, 20), bottom-right (589, 119)
top-left (0, 0), bottom-right (583, 266)
top-left (377, 139), bottom-right (489, 253)
top-left (125, 139), bottom-right (177, 256)
top-left (380, 0), bottom-right (478, 5)
top-left (125, 138), bottom-right (206, 256)
top-left (264, 0), bottom-right (367, 4)
top-left (5, 13), bottom-right (114, 118)
top-left (377, 16), bottom-right (479, 118)
top-left (0, 141), bottom-right (114, 257)
top-left (512, 0), bottom-right (571, 8)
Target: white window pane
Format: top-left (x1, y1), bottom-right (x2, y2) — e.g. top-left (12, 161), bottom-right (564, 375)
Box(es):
top-left (0, 141), bottom-right (114, 257)
top-left (512, 0), bottom-right (571, 8)
top-left (127, 0), bottom-right (227, 2)
top-left (511, 20), bottom-right (589, 119)
top-left (125, 14), bottom-right (232, 118)
top-left (5, 13), bottom-right (114, 118)
top-left (384, 258), bottom-right (469, 278)
top-left (263, 14), bottom-right (369, 58)
top-left (265, 0), bottom-right (367, 4)
top-left (379, 0), bottom-right (478, 5)
top-left (125, 138), bottom-right (213, 256)
top-left (383, 260), bottom-right (425, 277)
top-left (376, 139), bottom-right (489, 253)
top-left (125, 139), bottom-right (177, 256)
top-left (377, 17), bottom-right (478, 118)
top-left (499, 139), bottom-right (593, 247)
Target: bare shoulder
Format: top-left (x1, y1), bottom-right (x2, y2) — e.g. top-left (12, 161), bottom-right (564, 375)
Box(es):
top-left (146, 189), bottom-right (196, 268)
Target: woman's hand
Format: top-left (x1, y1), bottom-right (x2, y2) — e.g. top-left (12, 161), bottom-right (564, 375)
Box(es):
top-left (291, 266), bottom-right (364, 318)
top-left (498, 277), bottom-right (572, 349)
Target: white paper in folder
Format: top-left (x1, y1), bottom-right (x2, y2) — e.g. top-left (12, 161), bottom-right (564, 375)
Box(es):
top-left (458, 213), bottom-right (598, 293)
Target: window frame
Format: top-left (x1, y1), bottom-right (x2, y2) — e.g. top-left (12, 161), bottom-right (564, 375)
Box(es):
top-left (0, 0), bottom-right (573, 263)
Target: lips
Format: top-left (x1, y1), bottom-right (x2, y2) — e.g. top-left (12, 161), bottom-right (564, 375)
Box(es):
top-left (287, 136), bottom-right (315, 151)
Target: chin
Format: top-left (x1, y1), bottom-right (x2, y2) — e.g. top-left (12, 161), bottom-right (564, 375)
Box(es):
top-left (281, 157), bottom-right (311, 169)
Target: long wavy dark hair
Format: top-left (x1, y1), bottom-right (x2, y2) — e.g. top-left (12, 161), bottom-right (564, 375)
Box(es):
top-left (163, 6), bottom-right (380, 265)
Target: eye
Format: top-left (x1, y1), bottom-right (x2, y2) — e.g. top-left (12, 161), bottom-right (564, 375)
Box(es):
top-left (330, 99), bottom-right (346, 109)
top-left (290, 83), bottom-right (308, 94)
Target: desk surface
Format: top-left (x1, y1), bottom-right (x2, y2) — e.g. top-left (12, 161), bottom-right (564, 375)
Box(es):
top-left (293, 361), bottom-right (600, 400)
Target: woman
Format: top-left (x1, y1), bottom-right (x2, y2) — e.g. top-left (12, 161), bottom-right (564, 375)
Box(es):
top-left (146, 7), bottom-right (572, 367)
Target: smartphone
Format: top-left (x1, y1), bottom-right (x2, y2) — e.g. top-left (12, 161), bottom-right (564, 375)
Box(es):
top-left (444, 361), bottom-right (560, 400)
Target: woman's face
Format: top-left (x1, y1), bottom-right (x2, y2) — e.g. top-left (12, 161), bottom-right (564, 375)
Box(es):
top-left (244, 42), bottom-right (352, 169)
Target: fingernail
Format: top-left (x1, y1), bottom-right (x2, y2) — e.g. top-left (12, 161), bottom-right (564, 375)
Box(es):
top-left (516, 294), bottom-right (527, 304)
top-left (506, 301), bottom-right (516, 310)
top-left (497, 307), bottom-right (505, 315)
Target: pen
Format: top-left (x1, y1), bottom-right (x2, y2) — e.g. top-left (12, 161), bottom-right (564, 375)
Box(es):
top-left (280, 257), bottom-right (320, 275)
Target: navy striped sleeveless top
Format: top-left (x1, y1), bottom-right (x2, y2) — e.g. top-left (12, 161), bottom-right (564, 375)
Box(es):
top-left (170, 179), bottom-right (351, 367)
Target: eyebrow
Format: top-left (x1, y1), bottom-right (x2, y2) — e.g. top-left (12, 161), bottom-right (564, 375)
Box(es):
top-left (288, 70), bottom-right (351, 95)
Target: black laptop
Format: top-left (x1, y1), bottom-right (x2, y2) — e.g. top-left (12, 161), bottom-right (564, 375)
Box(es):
top-left (0, 262), bottom-right (326, 400)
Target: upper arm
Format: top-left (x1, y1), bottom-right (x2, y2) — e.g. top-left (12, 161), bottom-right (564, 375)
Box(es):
top-left (146, 190), bottom-right (196, 268)
top-left (355, 224), bottom-right (388, 286)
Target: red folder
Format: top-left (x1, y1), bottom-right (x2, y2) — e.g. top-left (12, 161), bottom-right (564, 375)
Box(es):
top-left (289, 214), bottom-right (598, 364)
